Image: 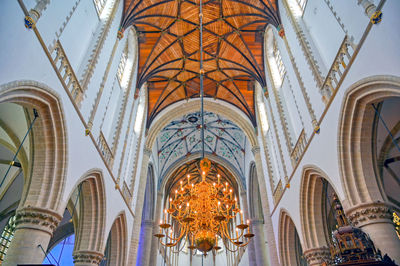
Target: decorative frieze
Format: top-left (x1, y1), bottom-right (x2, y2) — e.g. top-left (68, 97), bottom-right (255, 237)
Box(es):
top-left (14, 206), bottom-right (62, 236)
top-left (73, 250), bottom-right (104, 265)
top-left (290, 128), bottom-right (307, 166)
top-left (303, 247), bottom-right (330, 266)
top-left (347, 202), bottom-right (394, 228)
top-left (320, 36), bottom-right (353, 104)
top-left (50, 40), bottom-right (84, 105)
top-left (97, 131), bottom-right (114, 166)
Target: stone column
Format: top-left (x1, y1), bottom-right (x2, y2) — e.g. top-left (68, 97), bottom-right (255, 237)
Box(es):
top-left (73, 250), bottom-right (104, 266)
top-left (29, 0), bottom-right (51, 23)
top-left (357, 0), bottom-right (377, 17)
top-left (303, 247), bottom-right (330, 266)
top-left (240, 191), bottom-right (257, 266)
top-left (252, 146), bottom-right (280, 266)
top-left (252, 219), bottom-right (269, 266)
top-left (149, 192), bottom-right (163, 266)
top-left (347, 202), bottom-right (400, 263)
top-left (3, 207), bottom-right (61, 266)
top-left (127, 148), bottom-right (152, 265)
top-left (137, 220), bottom-right (154, 266)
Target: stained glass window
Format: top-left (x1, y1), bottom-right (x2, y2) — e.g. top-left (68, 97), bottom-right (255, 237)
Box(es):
top-left (0, 215), bottom-right (16, 263)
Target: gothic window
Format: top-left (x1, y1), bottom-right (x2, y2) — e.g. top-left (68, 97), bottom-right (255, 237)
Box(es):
top-left (0, 215), bottom-right (16, 262)
top-left (273, 38), bottom-right (286, 83)
top-left (117, 44), bottom-right (129, 84)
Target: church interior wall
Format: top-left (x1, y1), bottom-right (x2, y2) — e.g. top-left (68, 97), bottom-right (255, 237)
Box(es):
top-left (0, 0), bottom-right (399, 264)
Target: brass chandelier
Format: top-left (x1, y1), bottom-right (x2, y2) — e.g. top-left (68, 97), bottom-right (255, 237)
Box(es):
top-left (154, 158), bottom-right (254, 255)
top-left (154, 0), bottom-right (254, 256)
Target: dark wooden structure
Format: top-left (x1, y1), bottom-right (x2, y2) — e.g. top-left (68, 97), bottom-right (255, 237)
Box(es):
top-left (120, 0), bottom-right (281, 127)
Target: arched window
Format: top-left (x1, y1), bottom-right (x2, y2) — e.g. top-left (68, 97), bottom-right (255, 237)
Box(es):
top-left (117, 43), bottom-right (129, 85)
top-left (273, 38), bottom-right (286, 83)
top-left (122, 86), bottom-right (146, 185)
top-left (0, 215), bottom-right (16, 262)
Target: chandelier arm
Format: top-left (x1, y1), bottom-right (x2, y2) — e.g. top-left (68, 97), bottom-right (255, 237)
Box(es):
top-left (171, 235), bottom-right (188, 254)
top-left (222, 238), bottom-right (240, 253)
top-left (166, 223), bottom-right (188, 241)
top-left (221, 222), bottom-right (243, 242)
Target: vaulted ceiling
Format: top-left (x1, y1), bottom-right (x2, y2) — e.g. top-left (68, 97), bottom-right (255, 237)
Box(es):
top-left (121, 0), bottom-right (281, 127)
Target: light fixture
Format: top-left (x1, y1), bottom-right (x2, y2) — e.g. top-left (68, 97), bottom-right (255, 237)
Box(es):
top-left (154, 0), bottom-right (253, 256)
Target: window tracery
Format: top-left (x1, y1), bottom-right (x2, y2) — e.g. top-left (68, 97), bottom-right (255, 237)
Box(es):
top-left (273, 38), bottom-right (286, 84)
top-left (0, 215), bottom-right (16, 263)
top-left (117, 43), bottom-right (129, 85)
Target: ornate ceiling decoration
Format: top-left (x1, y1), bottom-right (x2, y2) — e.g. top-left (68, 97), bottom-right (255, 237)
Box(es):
top-left (121, 0), bottom-right (281, 127)
top-left (156, 111), bottom-right (247, 186)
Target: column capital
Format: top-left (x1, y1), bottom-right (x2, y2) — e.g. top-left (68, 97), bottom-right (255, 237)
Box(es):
top-left (251, 146), bottom-right (260, 156)
top-left (303, 247), bottom-right (330, 266)
top-left (346, 202), bottom-right (394, 228)
top-left (143, 148), bottom-right (152, 157)
top-left (73, 250), bottom-right (104, 265)
top-left (251, 219), bottom-right (264, 225)
top-left (14, 206), bottom-right (62, 236)
top-left (142, 220), bottom-right (154, 227)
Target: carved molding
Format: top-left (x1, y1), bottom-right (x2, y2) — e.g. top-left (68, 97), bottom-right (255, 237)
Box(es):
top-left (14, 206), bottom-right (62, 236)
top-left (303, 247), bottom-right (330, 265)
top-left (73, 250), bottom-right (104, 265)
top-left (346, 202), bottom-right (394, 227)
top-left (251, 146), bottom-right (261, 156)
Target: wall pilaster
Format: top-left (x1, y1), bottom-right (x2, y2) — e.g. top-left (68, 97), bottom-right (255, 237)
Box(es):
top-left (252, 146), bottom-right (280, 266)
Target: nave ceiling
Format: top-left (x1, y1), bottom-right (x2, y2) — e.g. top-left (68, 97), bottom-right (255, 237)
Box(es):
top-left (120, 0), bottom-right (281, 127)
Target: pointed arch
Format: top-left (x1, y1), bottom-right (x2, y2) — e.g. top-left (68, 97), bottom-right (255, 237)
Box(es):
top-left (299, 165), bottom-right (339, 251)
top-left (248, 162), bottom-right (263, 220)
top-left (72, 169), bottom-right (107, 257)
top-left (278, 209), bottom-right (306, 266)
top-left (338, 75), bottom-right (400, 207)
top-left (0, 80), bottom-right (67, 211)
top-left (106, 212), bottom-right (128, 266)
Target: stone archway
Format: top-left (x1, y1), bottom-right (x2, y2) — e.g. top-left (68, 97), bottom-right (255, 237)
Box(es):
top-left (106, 212), bottom-right (128, 266)
top-left (0, 81), bottom-right (67, 265)
top-left (338, 75), bottom-right (400, 262)
top-left (72, 169), bottom-right (107, 266)
top-left (278, 209), bottom-right (307, 266)
top-left (299, 165), bottom-right (337, 265)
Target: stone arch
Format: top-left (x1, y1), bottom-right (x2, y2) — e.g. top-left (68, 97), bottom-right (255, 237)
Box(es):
top-left (142, 163), bottom-right (155, 221)
top-left (299, 165), bottom-right (339, 265)
top-left (72, 169), bottom-right (107, 264)
top-left (106, 212), bottom-right (128, 266)
top-left (145, 98), bottom-right (258, 150)
top-left (278, 209), bottom-right (306, 266)
top-left (299, 165), bottom-right (338, 250)
top-left (248, 162), bottom-right (263, 220)
top-left (0, 80), bottom-right (67, 212)
top-left (338, 75), bottom-right (400, 207)
top-left (159, 151), bottom-right (246, 193)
